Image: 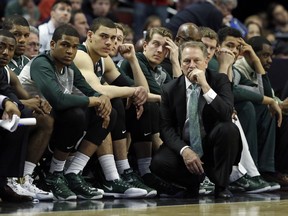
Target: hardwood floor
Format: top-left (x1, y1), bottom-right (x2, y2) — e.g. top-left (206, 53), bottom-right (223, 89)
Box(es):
top-left (1, 191), bottom-right (288, 216)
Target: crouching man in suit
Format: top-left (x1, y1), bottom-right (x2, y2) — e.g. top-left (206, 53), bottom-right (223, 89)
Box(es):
top-left (150, 41), bottom-right (242, 198)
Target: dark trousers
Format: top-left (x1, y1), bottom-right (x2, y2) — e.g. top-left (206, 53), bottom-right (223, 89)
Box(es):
top-left (126, 102), bottom-right (159, 142)
top-left (275, 115), bottom-right (288, 173)
top-left (235, 101), bottom-right (276, 172)
top-left (150, 122), bottom-right (241, 190)
top-left (111, 98), bottom-right (126, 141)
top-left (0, 108), bottom-right (32, 178)
top-left (50, 107), bottom-right (116, 152)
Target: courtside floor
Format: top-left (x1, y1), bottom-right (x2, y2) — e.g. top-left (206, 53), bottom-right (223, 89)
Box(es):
top-left (1, 189), bottom-right (288, 216)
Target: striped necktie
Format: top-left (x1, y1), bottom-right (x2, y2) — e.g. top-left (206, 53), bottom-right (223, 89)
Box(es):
top-left (188, 84), bottom-right (203, 157)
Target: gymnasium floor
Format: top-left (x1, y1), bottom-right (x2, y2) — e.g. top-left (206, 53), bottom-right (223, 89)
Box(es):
top-left (1, 189), bottom-right (288, 216)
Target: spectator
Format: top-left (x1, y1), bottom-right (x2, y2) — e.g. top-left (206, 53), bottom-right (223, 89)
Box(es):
top-left (83, 0), bottom-right (118, 26)
top-left (38, 0), bottom-right (56, 23)
top-left (166, 0), bottom-right (238, 38)
top-left (267, 2), bottom-right (288, 37)
top-left (245, 21), bottom-right (262, 40)
top-left (70, 0), bottom-right (83, 10)
top-left (4, 0), bottom-right (40, 26)
top-left (122, 24), bottom-right (134, 44)
top-left (176, 0), bottom-right (204, 11)
top-left (69, 9), bottom-right (89, 43)
top-left (133, 0), bottom-right (171, 41)
top-left (143, 15), bottom-right (162, 38)
top-left (38, 0), bottom-right (72, 52)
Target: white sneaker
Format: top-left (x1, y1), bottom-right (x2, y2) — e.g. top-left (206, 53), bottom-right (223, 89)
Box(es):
top-left (7, 177), bottom-right (36, 198)
top-left (21, 175), bottom-right (53, 201)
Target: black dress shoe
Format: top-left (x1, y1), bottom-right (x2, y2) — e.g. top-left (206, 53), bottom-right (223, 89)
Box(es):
top-left (0, 185), bottom-right (33, 202)
top-left (215, 187), bottom-right (233, 198)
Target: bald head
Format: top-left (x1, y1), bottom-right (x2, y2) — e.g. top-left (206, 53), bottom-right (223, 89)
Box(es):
top-left (175, 23), bottom-right (200, 46)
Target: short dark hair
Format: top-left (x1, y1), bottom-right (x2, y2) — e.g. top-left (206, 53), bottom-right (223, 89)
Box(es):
top-left (89, 17), bottom-right (116, 33)
top-left (217, 27), bottom-right (242, 44)
top-left (0, 29), bottom-right (16, 42)
top-left (52, 0), bottom-right (71, 10)
top-left (2, 15), bottom-right (29, 30)
top-left (267, 2), bottom-right (280, 28)
top-left (52, 24), bottom-right (79, 42)
top-left (122, 24), bottom-right (133, 38)
top-left (69, 9), bottom-right (84, 25)
top-left (115, 23), bottom-right (124, 33)
top-left (143, 15), bottom-right (162, 31)
top-left (247, 36), bottom-right (272, 53)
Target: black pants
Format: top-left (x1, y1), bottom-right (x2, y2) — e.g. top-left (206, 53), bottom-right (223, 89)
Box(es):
top-left (126, 102), bottom-right (160, 142)
top-left (150, 122), bottom-right (241, 190)
top-left (275, 115), bottom-right (288, 173)
top-left (0, 108), bottom-right (32, 178)
top-left (111, 98), bottom-right (126, 141)
top-left (50, 107), bottom-right (116, 152)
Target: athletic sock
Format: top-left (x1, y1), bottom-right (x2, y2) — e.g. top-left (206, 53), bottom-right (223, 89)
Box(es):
top-left (98, 154), bottom-right (119, 181)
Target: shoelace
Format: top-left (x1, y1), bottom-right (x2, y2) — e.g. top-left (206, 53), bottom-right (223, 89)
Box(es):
top-left (115, 179), bottom-right (131, 188)
top-left (73, 174), bottom-right (98, 192)
top-left (53, 175), bottom-right (71, 193)
top-left (25, 176), bottom-right (40, 191)
top-left (129, 173), bottom-right (150, 188)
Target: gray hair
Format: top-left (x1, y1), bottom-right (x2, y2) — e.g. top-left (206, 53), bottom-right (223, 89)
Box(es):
top-left (30, 26), bottom-right (39, 36)
top-left (179, 41), bottom-right (208, 61)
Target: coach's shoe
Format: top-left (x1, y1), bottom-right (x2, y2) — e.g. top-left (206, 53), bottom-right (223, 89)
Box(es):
top-left (21, 175), bottom-right (53, 201)
top-left (45, 172), bottom-right (77, 201)
top-left (215, 186), bottom-right (233, 198)
top-left (142, 173), bottom-right (186, 198)
top-left (121, 168), bottom-right (157, 198)
top-left (65, 172), bottom-right (103, 200)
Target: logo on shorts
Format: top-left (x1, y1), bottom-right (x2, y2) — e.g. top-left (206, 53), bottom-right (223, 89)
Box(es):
top-left (66, 145), bottom-right (74, 150)
top-left (144, 132), bottom-right (151, 136)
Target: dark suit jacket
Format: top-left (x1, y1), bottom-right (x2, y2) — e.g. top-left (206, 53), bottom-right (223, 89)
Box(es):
top-left (160, 69), bottom-right (234, 155)
top-left (165, 1), bottom-right (223, 38)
